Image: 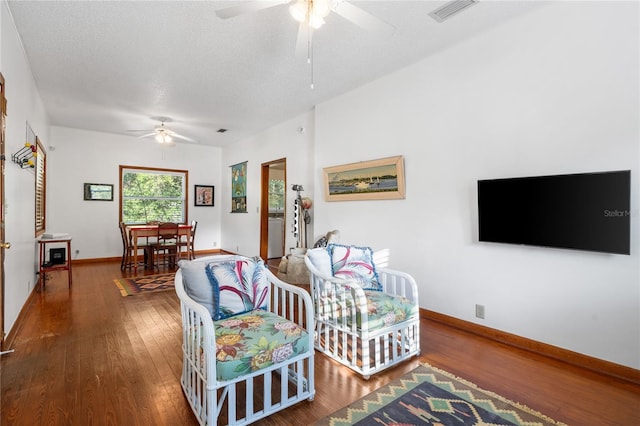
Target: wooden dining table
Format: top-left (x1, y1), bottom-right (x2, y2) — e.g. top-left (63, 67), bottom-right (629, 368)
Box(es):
top-left (128, 224), bottom-right (192, 272)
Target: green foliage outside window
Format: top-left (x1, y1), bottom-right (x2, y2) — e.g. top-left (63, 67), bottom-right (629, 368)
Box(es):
top-left (269, 179), bottom-right (285, 211)
top-left (122, 169), bottom-right (186, 224)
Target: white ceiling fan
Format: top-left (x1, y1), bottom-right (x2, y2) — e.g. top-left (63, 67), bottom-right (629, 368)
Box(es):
top-left (216, 0), bottom-right (395, 58)
top-left (127, 119), bottom-right (198, 146)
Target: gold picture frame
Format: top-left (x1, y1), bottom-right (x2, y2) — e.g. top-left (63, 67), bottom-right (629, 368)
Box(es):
top-left (323, 155), bottom-right (405, 201)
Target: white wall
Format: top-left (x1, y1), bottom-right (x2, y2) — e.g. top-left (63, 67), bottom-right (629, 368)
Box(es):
top-left (221, 111), bottom-right (314, 257)
top-left (313, 2), bottom-right (639, 369)
top-left (1, 2), bottom-right (51, 334)
top-left (47, 126), bottom-right (223, 260)
top-left (2, 0), bottom-right (638, 372)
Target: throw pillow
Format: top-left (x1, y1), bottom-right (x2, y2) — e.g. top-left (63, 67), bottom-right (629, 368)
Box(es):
top-left (306, 247), bottom-right (333, 278)
top-left (206, 257), bottom-right (269, 320)
top-left (178, 255), bottom-right (245, 318)
top-left (178, 259), bottom-right (216, 318)
top-left (328, 243), bottom-right (381, 291)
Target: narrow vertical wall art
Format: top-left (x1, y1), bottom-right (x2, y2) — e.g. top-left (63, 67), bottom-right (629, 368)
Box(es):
top-left (231, 161), bottom-right (247, 213)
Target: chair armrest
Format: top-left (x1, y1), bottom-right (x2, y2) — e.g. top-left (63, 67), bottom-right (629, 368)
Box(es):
top-left (265, 269), bottom-right (315, 334)
top-left (174, 269), bottom-right (218, 383)
top-left (377, 267), bottom-right (419, 305)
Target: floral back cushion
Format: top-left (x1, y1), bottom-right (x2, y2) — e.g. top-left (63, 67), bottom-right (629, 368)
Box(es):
top-left (328, 243), bottom-right (381, 291)
top-left (206, 257), bottom-right (269, 320)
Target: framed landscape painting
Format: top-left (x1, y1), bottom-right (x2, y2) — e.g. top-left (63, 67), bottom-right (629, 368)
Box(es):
top-left (323, 155), bottom-right (406, 201)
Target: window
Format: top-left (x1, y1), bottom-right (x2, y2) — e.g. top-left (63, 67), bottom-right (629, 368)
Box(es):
top-left (119, 166), bottom-right (188, 224)
top-left (269, 179), bottom-right (285, 211)
top-left (35, 137), bottom-right (46, 236)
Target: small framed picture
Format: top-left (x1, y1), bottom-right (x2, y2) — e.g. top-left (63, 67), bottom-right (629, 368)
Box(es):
top-left (195, 185), bottom-right (214, 207)
top-left (83, 183), bottom-right (113, 201)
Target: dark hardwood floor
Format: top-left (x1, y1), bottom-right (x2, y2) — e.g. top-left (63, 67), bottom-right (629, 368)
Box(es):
top-left (2, 261), bottom-right (639, 425)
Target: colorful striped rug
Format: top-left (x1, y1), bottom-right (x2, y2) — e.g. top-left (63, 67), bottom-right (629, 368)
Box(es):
top-left (113, 273), bottom-right (176, 296)
top-left (317, 363), bottom-right (566, 426)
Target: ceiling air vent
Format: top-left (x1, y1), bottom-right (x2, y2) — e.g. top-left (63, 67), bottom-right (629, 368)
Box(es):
top-left (429, 0), bottom-right (478, 23)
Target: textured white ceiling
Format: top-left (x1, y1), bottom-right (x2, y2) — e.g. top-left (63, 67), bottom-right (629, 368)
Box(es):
top-left (7, 1), bottom-right (544, 147)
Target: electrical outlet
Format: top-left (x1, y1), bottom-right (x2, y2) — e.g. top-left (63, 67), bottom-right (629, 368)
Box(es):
top-left (213, 241), bottom-right (217, 247)
top-left (475, 304), bottom-right (485, 319)
top-left (75, 249), bottom-right (80, 255)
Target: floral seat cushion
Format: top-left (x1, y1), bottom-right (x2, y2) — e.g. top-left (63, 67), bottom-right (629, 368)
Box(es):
top-left (318, 290), bottom-right (417, 332)
top-left (214, 309), bottom-right (309, 381)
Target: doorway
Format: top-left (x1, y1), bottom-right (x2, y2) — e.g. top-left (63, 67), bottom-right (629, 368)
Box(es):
top-left (0, 73), bottom-right (7, 351)
top-left (259, 159), bottom-right (286, 262)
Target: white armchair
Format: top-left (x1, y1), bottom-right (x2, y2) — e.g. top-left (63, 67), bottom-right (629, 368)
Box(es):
top-left (175, 255), bottom-right (315, 425)
top-left (304, 245), bottom-right (420, 379)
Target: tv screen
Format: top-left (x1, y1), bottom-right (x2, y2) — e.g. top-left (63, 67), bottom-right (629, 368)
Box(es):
top-left (477, 170), bottom-right (631, 255)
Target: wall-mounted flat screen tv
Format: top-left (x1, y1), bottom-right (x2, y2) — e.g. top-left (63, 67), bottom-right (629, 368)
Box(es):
top-left (477, 170), bottom-right (630, 255)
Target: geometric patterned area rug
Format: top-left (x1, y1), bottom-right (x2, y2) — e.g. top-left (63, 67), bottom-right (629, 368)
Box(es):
top-left (113, 273), bottom-right (175, 296)
top-left (316, 363), bottom-right (567, 426)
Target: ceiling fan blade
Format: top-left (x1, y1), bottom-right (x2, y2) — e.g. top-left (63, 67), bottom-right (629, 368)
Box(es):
top-left (332, 2), bottom-right (395, 37)
top-left (136, 132), bottom-right (157, 139)
top-left (172, 133), bottom-right (199, 144)
top-left (215, 0), bottom-right (289, 19)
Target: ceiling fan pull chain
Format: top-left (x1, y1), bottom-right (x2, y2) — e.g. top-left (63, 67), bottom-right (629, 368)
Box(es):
top-left (307, 23), bottom-right (312, 64)
top-left (309, 28), bottom-right (315, 90)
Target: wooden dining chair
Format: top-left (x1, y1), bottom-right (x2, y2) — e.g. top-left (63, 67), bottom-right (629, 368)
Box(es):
top-left (177, 220), bottom-right (197, 260)
top-left (119, 222), bottom-right (150, 271)
top-left (153, 222), bottom-right (179, 270)
top-left (119, 222), bottom-right (129, 270)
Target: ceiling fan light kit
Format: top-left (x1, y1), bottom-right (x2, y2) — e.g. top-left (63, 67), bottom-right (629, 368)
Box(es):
top-left (290, 0), bottom-right (332, 29)
top-left (153, 122), bottom-right (175, 145)
top-left (155, 132), bottom-right (173, 145)
top-left (128, 120), bottom-right (197, 146)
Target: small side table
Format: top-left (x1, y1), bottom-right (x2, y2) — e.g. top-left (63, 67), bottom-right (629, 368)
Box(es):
top-left (37, 237), bottom-right (72, 290)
